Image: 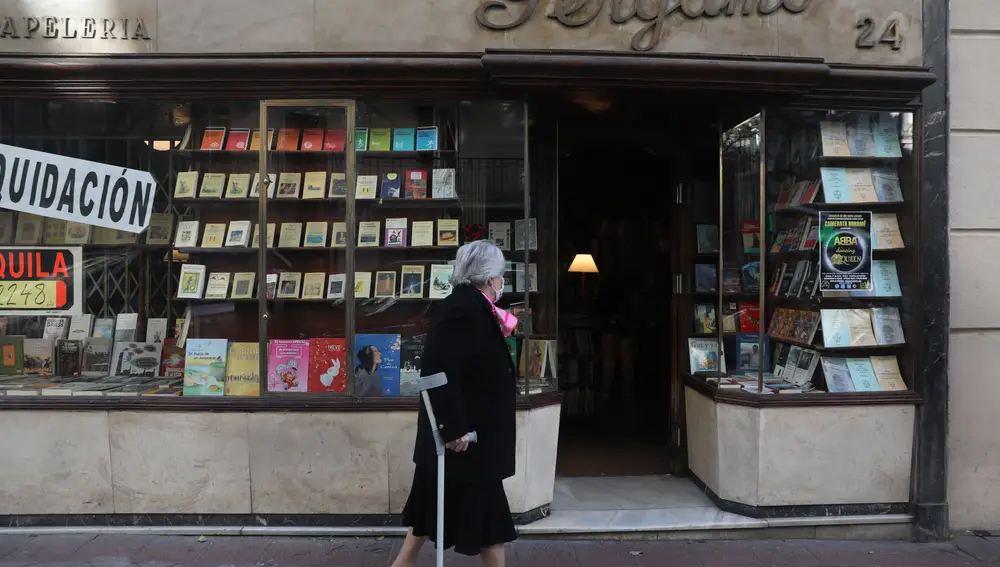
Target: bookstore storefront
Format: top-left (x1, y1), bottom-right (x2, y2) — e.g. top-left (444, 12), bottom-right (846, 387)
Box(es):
top-left (0, 0), bottom-right (946, 537)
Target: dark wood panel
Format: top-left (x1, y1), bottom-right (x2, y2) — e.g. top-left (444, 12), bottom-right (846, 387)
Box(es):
top-left (0, 390), bottom-right (562, 412)
top-left (0, 52), bottom-right (934, 103)
top-left (683, 373), bottom-right (922, 408)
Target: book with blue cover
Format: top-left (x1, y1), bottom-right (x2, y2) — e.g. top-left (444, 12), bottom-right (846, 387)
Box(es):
top-left (846, 358), bottom-right (880, 391)
top-left (354, 334), bottom-right (401, 396)
top-left (393, 128), bottom-right (416, 151)
top-left (380, 173), bottom-right (402, 198)
top-left (820, 167), bottom-right (851, 203)
top-left (416, 127), bottom-right (439, 151)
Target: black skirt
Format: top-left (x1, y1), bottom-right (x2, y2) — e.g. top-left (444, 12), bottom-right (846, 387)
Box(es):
top-left (401, 466), bottom-right (517, 556)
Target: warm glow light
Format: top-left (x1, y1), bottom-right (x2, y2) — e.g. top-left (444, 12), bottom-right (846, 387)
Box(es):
top-left (144, 140), bottom-right (176, 151)
top-left (568, 254), bottom-right (599, 273)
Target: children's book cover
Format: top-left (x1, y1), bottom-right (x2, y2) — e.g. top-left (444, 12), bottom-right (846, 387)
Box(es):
top-left (308, 338), bottom-right (347, 393)
top-left (225, 342), bottom-right (260, 396)
top-left (267, 339), bottom-right (310, 392)
top-left (183, 338), bottom-right (228, 396)
top-left (354, 334), bottom-right (401, 396)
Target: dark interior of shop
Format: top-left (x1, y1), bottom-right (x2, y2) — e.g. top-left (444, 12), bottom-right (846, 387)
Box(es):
top-left (553, 93), bottom-right (744, 477)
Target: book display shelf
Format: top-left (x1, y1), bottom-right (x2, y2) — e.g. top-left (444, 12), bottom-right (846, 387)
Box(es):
top-left (166, 99), bottom-right (556, 399)
top-left (0, 99), bottom-right (559, 402)
top-left (685, 107), bottom-right (920, 400)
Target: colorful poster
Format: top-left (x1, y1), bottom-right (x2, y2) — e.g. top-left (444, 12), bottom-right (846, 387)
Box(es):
top-left (182, 338), bottom-right (228, 396)
top-left (354, 334), bottom-right (401, 396)
top-left (819, 211), bottom-right (872, 292)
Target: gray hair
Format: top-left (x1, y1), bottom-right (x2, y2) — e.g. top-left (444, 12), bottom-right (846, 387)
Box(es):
top-left (450, 240), bottom-right (505, 287)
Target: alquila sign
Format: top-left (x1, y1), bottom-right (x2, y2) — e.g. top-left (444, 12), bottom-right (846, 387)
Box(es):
top-left (476, 0), bottom-right (812, 51)
top-left (0, 16), bottom-right (150, 40)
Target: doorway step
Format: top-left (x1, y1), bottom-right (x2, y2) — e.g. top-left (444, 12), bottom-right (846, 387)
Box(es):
top-left (519, 476), bottom-right (914, 540)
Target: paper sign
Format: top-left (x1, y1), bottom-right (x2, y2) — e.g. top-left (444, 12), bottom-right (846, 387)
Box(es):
top-left (0, 246), bottom-right (83, 316)
top-left (0, 144), bottom-right (157, 234)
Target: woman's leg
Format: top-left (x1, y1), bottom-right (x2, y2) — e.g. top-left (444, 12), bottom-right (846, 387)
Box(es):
top-left (390, 528), bottom-right (426, 567)
top-left (480, 543), bottom-right (505, 567)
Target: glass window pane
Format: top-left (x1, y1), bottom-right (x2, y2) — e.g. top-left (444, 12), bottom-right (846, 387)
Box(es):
top-left (263, 103), bottom-right (351, 395)
top-left (763, 109), bottom-right (912, 394)
top-left (350, 98), bottom-right (526, 398)
top-left (174, 101), bottom-right (265, 396)
top-left (719, 114), bottom-right (764, 392)
top-left (0, 100), bottom-right (188, 395)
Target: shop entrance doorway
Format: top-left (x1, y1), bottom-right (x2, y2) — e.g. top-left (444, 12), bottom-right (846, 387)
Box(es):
top-left (546, 93), bottom-right (756, 529)
top-left (554, 93), bottom-right (725, 479)
top-left (556, 138), bottom-right (676, 477)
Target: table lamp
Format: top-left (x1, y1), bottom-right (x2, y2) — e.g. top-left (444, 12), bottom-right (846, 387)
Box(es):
top-left (568, 253), bottom-right (599, 296)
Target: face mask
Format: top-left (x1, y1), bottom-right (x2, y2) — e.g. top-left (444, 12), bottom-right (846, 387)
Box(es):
top-left (492, 278), bottom-right (504, 303)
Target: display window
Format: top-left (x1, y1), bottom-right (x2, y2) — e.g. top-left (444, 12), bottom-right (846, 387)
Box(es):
top-left (0, 99), bottom-right (558, 399)
top-left (685, 107), bottom-right (917, 396)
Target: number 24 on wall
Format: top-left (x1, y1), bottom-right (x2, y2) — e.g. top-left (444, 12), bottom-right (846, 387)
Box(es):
top-left (856, 16), bottom-right (902, 51)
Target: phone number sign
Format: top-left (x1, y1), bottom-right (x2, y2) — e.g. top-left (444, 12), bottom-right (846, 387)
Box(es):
top-left (0, 247), bottom-right (82, 316)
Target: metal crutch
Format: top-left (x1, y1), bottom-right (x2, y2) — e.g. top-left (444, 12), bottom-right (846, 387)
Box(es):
top-left (416, 372), bottom-right (478, 567)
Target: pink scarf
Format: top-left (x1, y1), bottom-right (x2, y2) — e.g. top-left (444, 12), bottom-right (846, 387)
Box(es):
top-left (480, 291), bottom-right (518, 337)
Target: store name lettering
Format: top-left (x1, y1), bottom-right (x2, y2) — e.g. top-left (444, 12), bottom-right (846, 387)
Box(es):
top-left (475, 0), bottom-right (812, 51)
top-left (0, 17), bottom-right (150, 40)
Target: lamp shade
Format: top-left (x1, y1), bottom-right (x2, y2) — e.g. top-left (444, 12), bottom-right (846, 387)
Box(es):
top-left (568, 254), bottom-right (599, 273)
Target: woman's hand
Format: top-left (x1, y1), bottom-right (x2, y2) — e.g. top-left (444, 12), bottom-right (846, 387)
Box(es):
top-left (446, 434), bottom-right (470, 452)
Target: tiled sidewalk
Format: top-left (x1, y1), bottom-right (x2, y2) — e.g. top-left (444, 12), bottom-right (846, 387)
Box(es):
top-left (0, 533), bottom-right (997, 567)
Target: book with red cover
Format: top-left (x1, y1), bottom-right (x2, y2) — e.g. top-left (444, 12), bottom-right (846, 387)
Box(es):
top-left (308, 337), bottom-right (347, 393)
top-left (799, 180), bottom-right (821, 205)
top-left (160, 338), bottom-right (185, 378)
top-left (463, 223), bottom-right (485, 243)
top-left (300, 128), bottom-right (325, 151)
top-left (738, 301), bottom-right (761, 332)
top-left (276, 128), bottom-right (301, 151)
top-left (224, 129), bottom-right (250, 151)
top-left (200, 128), bottom-right (226, 151)
top-left (324, 129), bottom-right (347, 151)
top-left (404, 170), bottom-right (428, 199)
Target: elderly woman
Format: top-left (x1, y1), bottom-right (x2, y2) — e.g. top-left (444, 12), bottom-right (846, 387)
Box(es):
top-left (392, 240), bottom-right (518, 567)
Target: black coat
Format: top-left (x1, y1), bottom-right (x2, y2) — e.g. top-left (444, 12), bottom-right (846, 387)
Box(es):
top-left (413, 284), bottom-right (517, 481)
